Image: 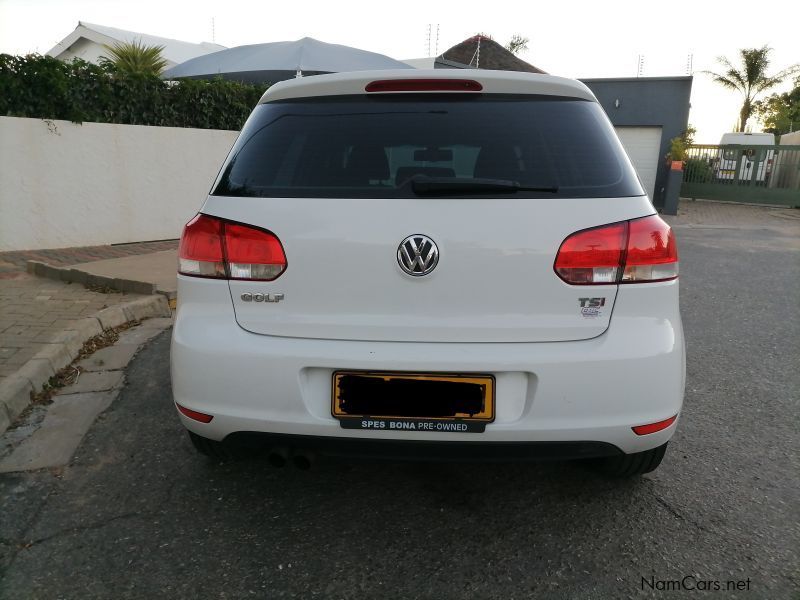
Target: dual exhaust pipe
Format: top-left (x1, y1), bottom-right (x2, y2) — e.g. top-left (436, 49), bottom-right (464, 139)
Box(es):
top-left (267, 447), bottom-right (313, 470)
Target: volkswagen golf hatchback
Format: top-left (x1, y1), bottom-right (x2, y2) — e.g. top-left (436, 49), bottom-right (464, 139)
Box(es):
top-left (171, 70), bottom-right (684, 477)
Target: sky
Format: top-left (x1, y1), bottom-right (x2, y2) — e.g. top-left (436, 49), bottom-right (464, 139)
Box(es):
top-left (1, 0), bottom-right (798, 142)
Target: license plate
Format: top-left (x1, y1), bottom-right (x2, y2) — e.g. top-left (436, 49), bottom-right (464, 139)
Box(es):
top-left (332, 371), bottom-right (495, 433)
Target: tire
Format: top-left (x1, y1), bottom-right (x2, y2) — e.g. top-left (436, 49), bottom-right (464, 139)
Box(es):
top-left (188, 431), bottom-right (252, 461)
top-left (594, 442), bottom-right (668, 478)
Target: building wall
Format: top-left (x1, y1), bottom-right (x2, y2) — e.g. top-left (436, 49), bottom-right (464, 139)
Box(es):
top-left (581, 77), bottom-right (693, 208)
top-left (0, 117), bottom-right (237, 251)
top-left (779, 130), bottom-right (800, 144)
top-left (54, 37), bottom-right (108, 65)
top-left (773, 130), bottom-right (800, 189)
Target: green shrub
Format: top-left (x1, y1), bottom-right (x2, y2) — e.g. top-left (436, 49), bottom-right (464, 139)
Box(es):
top-left (684, 157), bottom-right (714, 182)
top-left (0, 54), bottom-right (268, 130)
top-left (666, 125), bottom-right (696, 163)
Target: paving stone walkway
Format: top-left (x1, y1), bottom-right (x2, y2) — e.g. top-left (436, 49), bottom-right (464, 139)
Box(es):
top-left (0, 317), bottom-right (173, 471)
top-left (0, 240), bottom-right (178, 279)
top-left (0, 276), bottom-right (143, 381)
top-left (669, 198), bottom-right (800, 229)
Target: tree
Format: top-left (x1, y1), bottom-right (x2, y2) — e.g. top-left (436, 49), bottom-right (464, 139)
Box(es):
top-left (505, 35), bottom-right (529, 56)
top-left (754, 77), bottom-right (800, 135)
top-left (99, 40), bottom-right (168, 76)
top-left (704, 46), bottom-right (798, 132)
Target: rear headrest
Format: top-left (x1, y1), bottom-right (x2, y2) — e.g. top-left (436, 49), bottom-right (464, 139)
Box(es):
top-left (346, 145), bottom-right (390, 181)
top-left (395, 166), bottom-right (455, 186)
top-left (473, 146), bottom-right (523, 181)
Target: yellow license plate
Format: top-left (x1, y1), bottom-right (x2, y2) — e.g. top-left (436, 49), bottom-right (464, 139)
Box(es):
top-left (332, 371), bottom-right (494, 433)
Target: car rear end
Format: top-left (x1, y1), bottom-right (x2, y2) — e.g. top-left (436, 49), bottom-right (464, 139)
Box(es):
top-left (171, 69), bottom-right (684, 473)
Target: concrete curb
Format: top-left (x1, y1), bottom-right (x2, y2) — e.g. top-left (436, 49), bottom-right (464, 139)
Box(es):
top-left (678, 197), bottom-right (800, 210)
top-left (0, 294), bottom-right (171, 435)
top-left (25, 260), bottom-right (176, 301)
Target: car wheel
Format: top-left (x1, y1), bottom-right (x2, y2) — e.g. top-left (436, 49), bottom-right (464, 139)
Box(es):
top-left (188, 431), bottom-right (251, 461)
top-left (594, 442), bottom-right (668, 477)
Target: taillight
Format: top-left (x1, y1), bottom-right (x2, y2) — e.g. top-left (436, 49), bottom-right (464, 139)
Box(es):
top-left (224, 222), bottom-right (286, 280)
top-left (365, 79), bottom-right (483, 92)
top-left (553, 222), bottom-right (626, 284)
top-left (178, 214), bottom-right (287, 281)
top-left (622, 215), bottom-right (678, 283)
top-left (554, 215), bottom-right (678, 285)
top-left (178, 214), bottom-right (226, 278)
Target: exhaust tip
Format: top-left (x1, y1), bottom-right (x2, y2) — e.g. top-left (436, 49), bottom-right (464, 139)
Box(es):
top-left (292, 452), bottom-right (313, 470)
top-left (268, 447), bottom-right (288, 468)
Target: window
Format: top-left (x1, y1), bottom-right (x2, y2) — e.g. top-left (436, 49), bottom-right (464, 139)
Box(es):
top-left (213, 95), bottom-right (644, 199)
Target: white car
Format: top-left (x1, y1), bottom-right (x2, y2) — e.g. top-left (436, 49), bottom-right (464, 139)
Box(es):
top-left (171, 69), bottom-right (684, 477)
top-left (715, 132), bottom-right (776, 182)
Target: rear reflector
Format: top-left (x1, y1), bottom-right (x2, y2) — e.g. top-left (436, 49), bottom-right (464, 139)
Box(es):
top-left (632, 415), bottom-right (677, 436)
top-left (176, 403), bottom-right (214, 423)
top-left (366, 79), bottom-right (483, 93)
top-left (554, 214), bottom-right (678, 285)
top-left (178, 214), bottom-right (287, 281)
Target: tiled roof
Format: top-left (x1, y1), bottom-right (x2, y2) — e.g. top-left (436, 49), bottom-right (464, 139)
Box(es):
top-left (440, 35), bottom-right (546, 73)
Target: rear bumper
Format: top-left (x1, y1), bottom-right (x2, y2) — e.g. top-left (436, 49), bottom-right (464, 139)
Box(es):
top-left (223, 432), bottom-right (622, 461)
top-left (171, 277), bottom-right (685, 455)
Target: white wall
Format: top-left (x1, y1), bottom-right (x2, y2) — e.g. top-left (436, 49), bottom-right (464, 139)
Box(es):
top-left (779, 131), bottom-right (800, 145)
top-left (0, 117), bottom-right (238, 251)
top-left (52, 37), bottom-right (114, 67)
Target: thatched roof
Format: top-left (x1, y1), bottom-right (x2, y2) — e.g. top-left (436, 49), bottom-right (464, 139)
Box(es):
top-left (439, 35), bottom-right (546, 74)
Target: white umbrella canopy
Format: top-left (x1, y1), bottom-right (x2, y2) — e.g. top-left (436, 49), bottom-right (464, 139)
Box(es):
top-left (163, 37), bottom-right (413, 83)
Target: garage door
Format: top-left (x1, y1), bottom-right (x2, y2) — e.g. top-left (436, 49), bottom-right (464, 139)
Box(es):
top-left (614, 127), bottom-right (662, 200)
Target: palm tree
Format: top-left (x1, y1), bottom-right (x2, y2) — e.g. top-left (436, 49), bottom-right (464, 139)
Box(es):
top-left (99, 40), bottom-right (168, 76)
top-left (505, 35), bottom-right (529, 56)
top-left (704, 46), bottom-right (798, 132)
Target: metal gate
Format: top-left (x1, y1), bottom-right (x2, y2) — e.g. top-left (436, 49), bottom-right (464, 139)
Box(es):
top-left (681, 144), bottom-right (800, 206)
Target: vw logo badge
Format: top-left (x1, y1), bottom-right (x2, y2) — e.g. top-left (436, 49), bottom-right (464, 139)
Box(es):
top-left (397, 234), bottom-right (439, 276)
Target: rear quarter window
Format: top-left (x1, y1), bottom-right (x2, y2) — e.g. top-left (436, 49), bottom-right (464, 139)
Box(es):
top-left (213, 94), bottom-right (644, 199)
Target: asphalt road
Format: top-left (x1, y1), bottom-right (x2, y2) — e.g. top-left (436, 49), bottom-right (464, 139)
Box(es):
top-left (1, 223), bottom-right (798, 599)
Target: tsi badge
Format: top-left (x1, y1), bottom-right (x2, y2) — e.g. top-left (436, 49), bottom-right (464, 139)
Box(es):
top-left (578, 297), bottom-right (605, 318)
top-left (241, 293), bottom-right (284, 303)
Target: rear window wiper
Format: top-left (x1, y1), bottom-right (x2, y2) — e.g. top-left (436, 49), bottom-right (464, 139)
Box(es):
top-left (409, 176), bottom-right (559, 195)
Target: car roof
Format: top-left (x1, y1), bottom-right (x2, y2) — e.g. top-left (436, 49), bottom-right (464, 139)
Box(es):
top-left (259, 69), bottom-right (597, 103)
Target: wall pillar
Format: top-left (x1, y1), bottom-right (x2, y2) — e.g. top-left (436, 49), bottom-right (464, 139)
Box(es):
top-left (662, 161), bottom-right (683, 216)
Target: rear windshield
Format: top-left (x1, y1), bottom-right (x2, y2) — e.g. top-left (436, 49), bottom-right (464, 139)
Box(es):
top-left (212, 94), bottom-right (644, 199)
